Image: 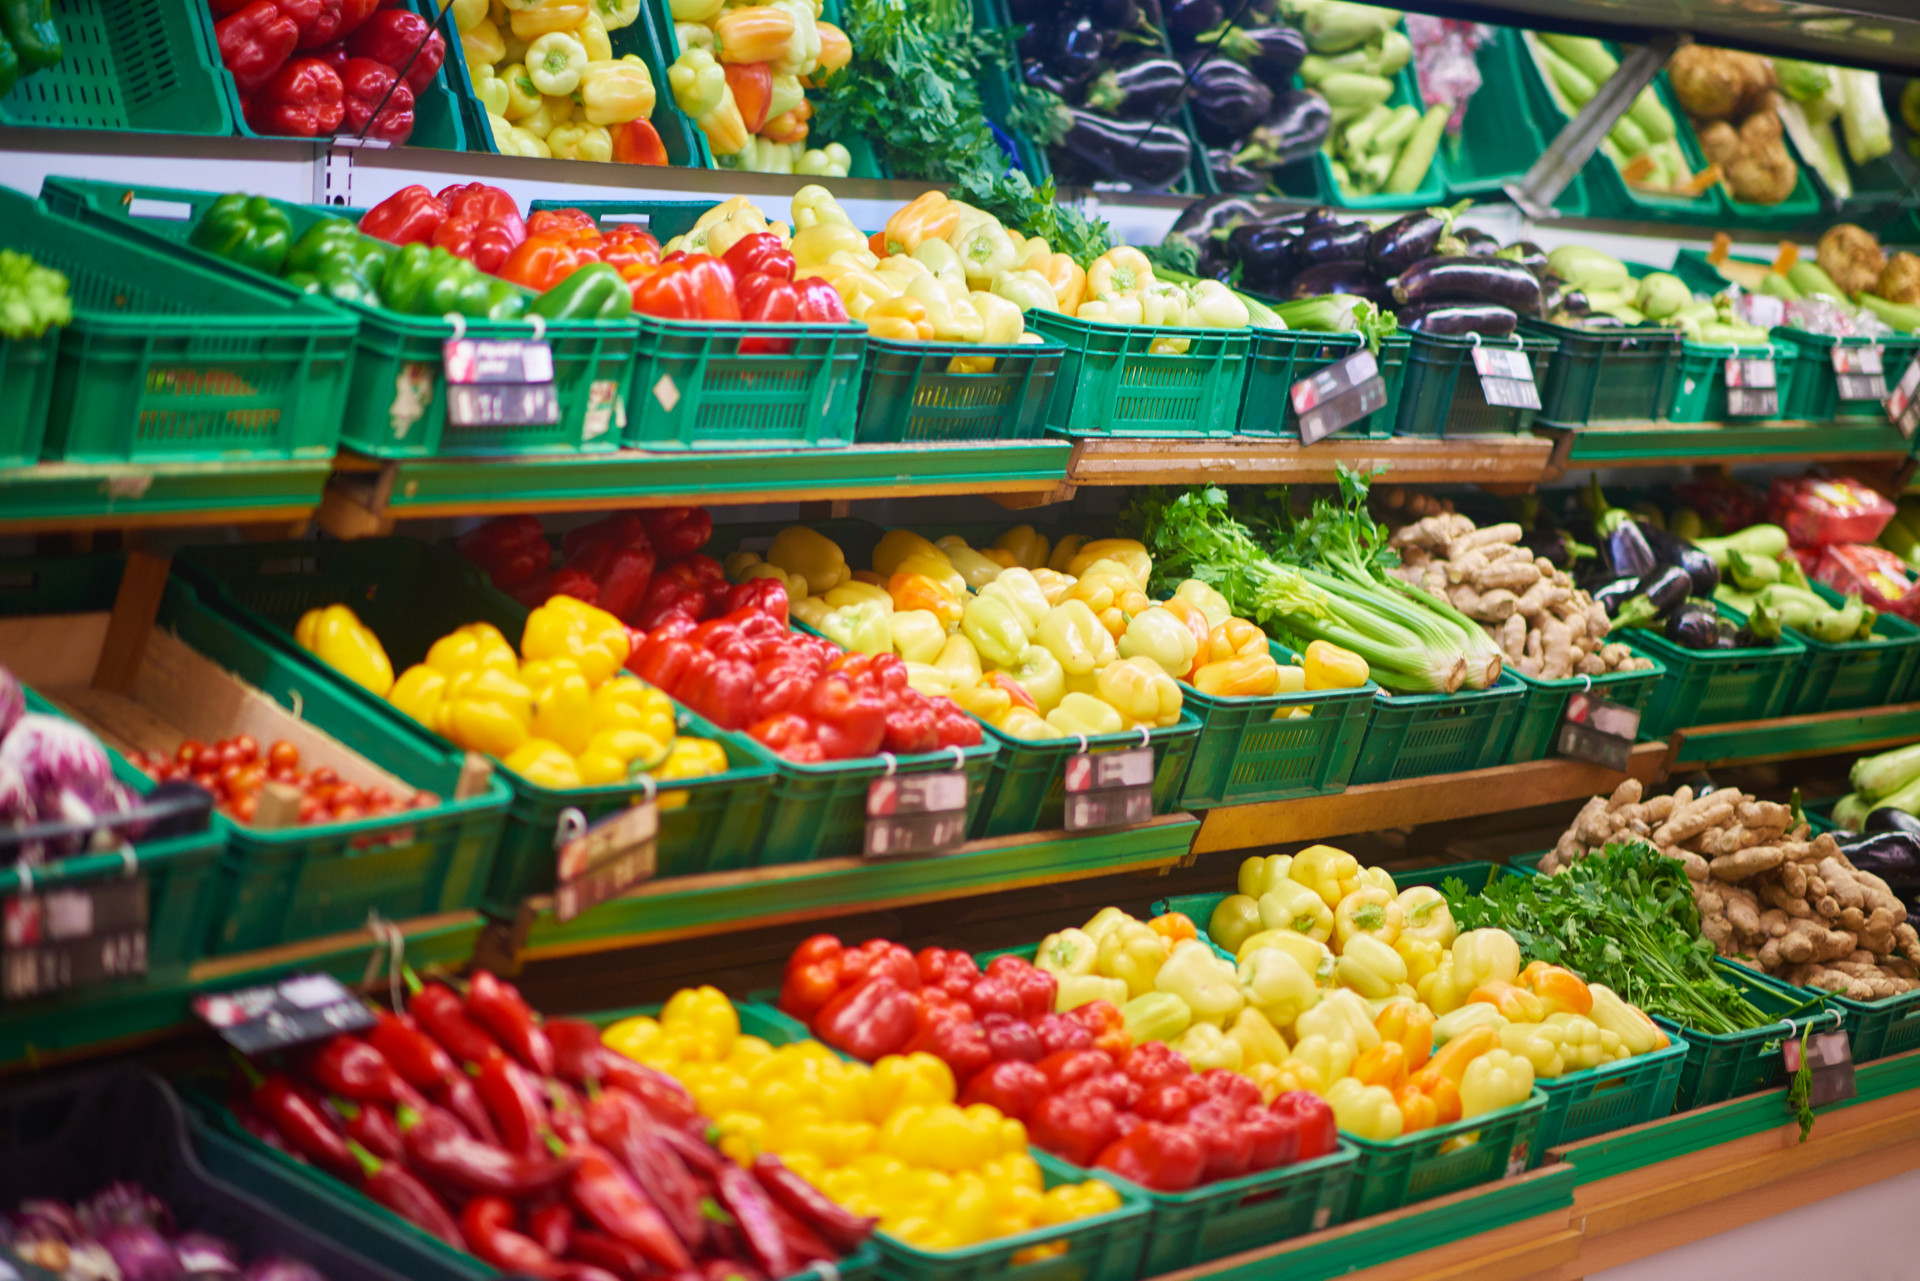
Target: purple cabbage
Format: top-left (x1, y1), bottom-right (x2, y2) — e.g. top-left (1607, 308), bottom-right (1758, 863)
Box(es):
top-left (97, 1226), bottom-right (180, 1281)
top-left (0, 759), bottom-right (38, 864)
top-left (79, 1184), bottom-right (172, 1236)
top-left (173, 1234), bottom-right (240, 1278)
top-left (7, 1198), bottom-right (81, 1245)
top-left (238, 1259), bottom-right (326, 1281)
top-left (0, 715), bottom-right (115, 814)
top-left (0, 667), bottom-right (21, 741)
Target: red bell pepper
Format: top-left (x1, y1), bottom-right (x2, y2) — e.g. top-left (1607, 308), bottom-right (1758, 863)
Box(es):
top-left (640, 508), bottom-right (711, 560)
top-left (985, 955), bottom-right (1058, 1019)
top-left (932, 701), bottom-right (985, 747)
top-left (246, 56), bottom-right (345, 136)
top-left (961, 975), bottom-right (1022, 1021)
top-left (339, 56), bottom-right (414, 142)
top-left (1241, 1107), bottom-right (1297, 1171)
top-left (725, 578), bottom-right (788, 625)
top-left (436, 182), bottom-right (529, 275)
top-left (780, 935), bottom-right (845, 1019)
top-left (1270, 1091), bottom-right (1337, 1161)
top-left (217, 1), bottom-right (297, 94)
top-left (1064, 1000), bottom-right (1132, 1055)
top-left (723, 233), bottom-right (796, 283)
top-left (527, 208), bottom-right (599, 241)
top-left (794, 276), bottom-right (850, 323)
top-left (457, 515), bottom-right (552, 591)
top-left (676, 553), bottom-right (731, 611)
top-left (349, 1141), bottom-right (467, 1247)
top-left (813, 975), bottom-right (917, 1061)
top-left (737, 270), bottom-right (801, 354)
top-left (631, 255), bottom-right (740, 320)
top-left (1185, 1099), bottom-right (1254, 1181)
top-left (904, 1008), bottom-right (993, 1083)
top-left (1196, 1067), bottom-right (1261, 1114)
top-left (562, 514), bottom-right (658, 624)
top-left (1037, 1048), bottom-right (1115, 1093)
top-left (837, 939), bottom-right (920, 991)
top-left (978, 1012), bottom-right (1042, 1064)
top-left (1034, 1012), bottom-right (1094, 1057)
top-left (631, 632), bottom-right (698, 693)
top-left (598, 223), bottom-right (663, 278)
top-left (1120, 1041), bottom-right (1191, 1093)
top-left (361, 183), bottom-right (448, 245)
top-left (634, 575), bottom-right (704, 630)
top-left (723, 62), bottom-right (773, 133)
top-left (308, 39), bottom-right (351, 72)
top-left (804, 671), bottom-right (886, 759)
top-left (345, 6), bottom-right (444, 90)
top-left (915, 947), bottom-right (981, 995)
top-left (1134, 1079), bottom-right (1199, 1123)
top-left (466, 969), bottom-right (556, 1077)
top-left (677, 653), bottom-right (755, 729)
top-left (293, 0), bottom-right (378, 49)
top-left (1029, 1092), bottom-right (1119, 1167)
top-left (516, 565), bottom-right (601, 610)
top-left (959, 1059), bottom-right (1050, 1121)
top-left (1097, 1121), bottom-right (1207, 1192)
top-left (611, 120), bottom-right (669, 166)
top-left (879, 698), bottom-right (940, 755)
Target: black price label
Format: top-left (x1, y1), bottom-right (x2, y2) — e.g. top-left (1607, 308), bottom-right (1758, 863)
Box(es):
top-left (1784, 1026), bottom-right (1856, 1108)
top-left (446, 383), bottom-right (561, 428)
top-left (1831, 344), bottom-right (1887, 402)
top-left (3, 875), bottom-right (148, 1001)
top-left (865, 770), bottom-right (969, 859)
top-left (555, 802), bottom-right (658, 922)
top-left (1292, 349), bottom-right (1386, 445)
top-left (1556, 690), bottom-right (1640, 772)
top-left (1063, 746), bottom-right (1155, 832)
top-left (1472, 347), bottom-right (1541, 411)
top-left (1724, 356), bottom-right (1779, 418)
top-left (444, 338), bottom-right (559, 428)
top-left (1886, 356), bottom-right (1920, 439)
top-left (1066, 787), bottom-right (1154, 831)
top-left (194, 972), bottom-right (376, 1054)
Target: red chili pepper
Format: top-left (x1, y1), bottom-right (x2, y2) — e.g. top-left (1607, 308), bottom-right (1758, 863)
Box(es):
top-left (344, 6), bottom-right (443, 89)
top-left (565, 1140), bottom-right (694, 1272)
top-left (713, 1160), bottom-right (792, 1279)
top-left (338, 56), bottom-right (414, 143)
top-left (246, 56), bottom-right (345, 136)
top-left (793, 276), bottom-right (850, 323)
top-left (466, 971), bottom-right (556, 1077)
top-left (583, 1088), bottom-right (703, 1249)
top-left (1270, 1090), bottom-right (1337, 1160)
top-left (302, 1033), bottom-right (420, 1108)
top-left (216, 1), bottom-right (297, 94)
top-left (231, 1102), bottom-right (292, 1153)
top-left (611, 120), bottom-right (669, 166)
top-left (369, 1010), bottom-right (458, 1091)
top-left (398, 1104), bottom-right (576, 1198)
top-left (570, 1231), bottom-right (652, 1281)
top-left (293, 0), bottom-right (377, 49)
top-left (429, 1071), bottom-right (499, 1146)
top-left (360, 183), bottom-right (447, 246)
top-left (631, 255), bottom-right (741, 321)
top-left (474, 1055), bottom-right (551, 1158)
top-left (252, 1073), bottom-right (359, 1181)
top-left (413, 982), bottom-right (505, 1067)
top-left (1028, 1092), bottom-right (1120, 1167)
top-left (462, 1196), bottom-right (568, 1279)
top-left (336, 1097), bottom-right (403, 1160)
top-left (639, 509), bottom-right (711, 561)
top-left (750, 1153), bottom-right (875, 1253)
top-left (546, 1017), bottom-right (612, 1085)
top-left (435, 182), bottom-right (529, 275)
top-left (349, 1140), bottom-right (466, 1247)
top-left (814, 976), bottom-right (917, 1062)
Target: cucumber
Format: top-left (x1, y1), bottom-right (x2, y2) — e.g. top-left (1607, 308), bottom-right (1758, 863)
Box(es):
top-left (1628, 86), bottom-right (1676, 142)
top-left (1759, 272), bottom-right (1802, 301)
top-left (1539, 32), bottom-right (1617, 85)
top-left (1539, 46), bottom-right (1597, 107)
top-left (1317, 72), bottom-right (1397, 110)
top-left (1608, 114), bottom-right (1651, 157)
top-left (1787, 260), bottom-right (1843, 297)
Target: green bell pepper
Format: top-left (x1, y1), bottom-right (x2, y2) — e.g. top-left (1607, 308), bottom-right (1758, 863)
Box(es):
top-left (530, 262), bottom-right (632, 321)
top-left (284, 219), bottom-right (388, 307)
top-left (190, 194), bottom-right (293, 277)
top-left (383, 244), bottom-right (523, 319)
top-left (0, 0), bottom-right (60, 72)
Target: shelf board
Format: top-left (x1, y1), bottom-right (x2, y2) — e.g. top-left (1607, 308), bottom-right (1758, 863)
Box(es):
top-left (520, 816), bottom-right (1199, 961)
top-left (0, 458), bottom-right (331, 534)
top-left (1670, 701), bottom-right (1920, 768)
top-left (1554, 420), bottom-right (1913, 467)
top-left (1067, 435), bottom-right (1558, 488)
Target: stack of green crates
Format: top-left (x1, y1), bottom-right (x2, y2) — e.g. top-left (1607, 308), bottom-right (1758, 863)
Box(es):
top-left (1628, 615), bottom-right (1807, 736)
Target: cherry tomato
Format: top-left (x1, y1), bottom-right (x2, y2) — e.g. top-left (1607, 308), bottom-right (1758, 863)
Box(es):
top-left (310, 766), bottom-right (339, 788)
top-left (230, 794), bottom-right (257, 823)
top-left (269, 765), bottom-right (299, 785)
top-left (296, 797), bottom-right (324, 824)
top-left (238, 763), bottom-right (268, 792)
top-left (308, 783), bottom-right (337, 805)
top-left (176, 739), bottom-right (206, 766)
top-left (268, 741), bottom-right (300, 772)
top-left (331, 804), bottom-right (365, 823)
top-left (231, 734), bottom-right (258, 763)
top-left (365, 786), bottom-right (391, 809)
top-left (331, 783), bottom-right (363, 810)
top-left (217, 742), bottom-right (245, 767)
top-left (410, 792), bottom-right (435, 809)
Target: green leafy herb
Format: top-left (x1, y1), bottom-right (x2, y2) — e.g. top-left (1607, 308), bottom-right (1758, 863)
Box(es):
top-left (1788, 1020), bottom-right (1815, 1142)
top-left (947, 169), bottom-right (1113, 266)
top-left (1444, 840), bottom-right (1776, 1035)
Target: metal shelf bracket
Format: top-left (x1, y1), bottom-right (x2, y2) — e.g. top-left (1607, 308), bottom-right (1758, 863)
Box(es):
top-left (1505, 32), bottom-right (1686, 217)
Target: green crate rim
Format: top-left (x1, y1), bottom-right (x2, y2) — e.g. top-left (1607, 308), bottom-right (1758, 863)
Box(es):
top-left (1340, 1088), bottom-right (1546, 1158)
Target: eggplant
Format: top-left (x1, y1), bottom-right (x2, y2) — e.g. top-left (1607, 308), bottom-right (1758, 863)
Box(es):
top-left (1301, 205), bottom-right (1341, 229)
top-left (1524, 527), bottom-right (1596, 570)
top-left (1592, 577), bottom-right (1642, 616)
top-left (1051, 110), bottom-right (1193, 190)
top-left (1208, 148), bottom-right (1268, 191)
top-left (1834, 830), bottom-right (1920, 884)
top-left (1083, 57), bottom-right (1188, 118)
top-left (1392, 257), bottom-right (1543, 314)
top-left (1640, 523), bottom-right (1722, 598)
top-left (1496, 240), bottom-right (1551, 277)
top-left (1022, 61), bottom-right (1083, 102)
top-left (1188, 61), bottom-right (1273, 146)
top-left (1636, 563), bottom-right (1694, 616)
top-left (1045, 16), bottom-right (1107, 85)
top-left (1227, 25), bottom-right (1308, 88)
top-left (1397, 300), bottom-right (1518, 337)
top-left (1663, 600), bottom-right (1722, 649)
top-left (1458, 227), bottom-right (1501, 255)
top-left (1367, 211), bottom-right (1446, 279)
top-left (1240, 88), bottom-right (1332, 168)
top-left (1292, 221), bottom-right (1371, 271)
top-left (1227, 220), bottom-right (1297, 274)
top-left (1867, 806), bottom-right (1920, 837)
top-left (1166, 0), bottom-right (1222, 37)
top-left (1288, 261), bottom-right (1389, 303)
top-left (1170, 194), bottom-right (1283, 243)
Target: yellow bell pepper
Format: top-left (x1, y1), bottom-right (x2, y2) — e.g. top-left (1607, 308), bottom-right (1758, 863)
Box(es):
top-left (1453, 929), bottom-right (1522, 991)
top-left (1291, 843), bottom-right (1362, 910)
top-left (1460, 1048), bottom-right (1534, 1118)
top-left (816, 601), bottom-right (891, 655)
top-left (1029, 252), bottom-right (1087, 313)
top-left (969, 290), bottom-right (1025, 344)
top-left (883, 192), bottom-right (962, 257)
top-left (866, 295), bottom-right (935, 342)
top-left (469, 62), bottom-right (510, 116)
top-left (652, 734), bottom-right (727, 782)
top-left (547, 121), bottom-right (613, 162)
top-left (1238, 931), bottom-right (1335, 988)
top-left (1332, 933), bottom-right (1409, 1000)
top-left (1121, 992), bottom-right (1192, 1045)
top-left (504, 737), bottom-right (582, 789)
top-left (1095, 917), bottom-right (1169, 998)
top-left (1295, 988), bottom-right (1381, 1056)
top-left (1497, 1022), bottom-right (1566, 1078)
top-left (1208, 894), bottom-right (1262, 955)
top-left (1433, 1002), bottom-right (1507, 1045)
top-left (1375, 998), bottom-right (1434, 1073)
top-left (1544, 1013), bottom-right (1620, 1069)
top-left (1237, 948), bottom-right (1320, 1028)
top-left (1396, 885), bottom-right (1456, 949)
top-left (864, 1053), bottom-right (955, 1118)
top-left (1304, 639), bottom-right (1370, 690)
top-left (711, 4), bottom-right (793, 63)
top-left (1258, 879), bottom-right (1334, 943)
top-left (1191, 654), bottom-right (1280, 697)
top-left (1333, 886), bottom-right (1404, 949)
top-left (1239, 853), bottom-right (1293, 897)
top-left (1095, 655), bottom-right (1182, 728)
top-left (591, 676), bottom-right (674, 740)
top-left (439, 667), bottom-right (534, 757)
top-left (903, 274), bottom-right (987, 344)
top-left (1171, 1022), bottom-right (1243, 1071)
top-left (461, 16), bottom-right (507, 65)
top-left (1056, 973), bottom-right (1129, 1011)
top-left (1172, 579), bottom-right (1232, 630)
top-left (1063, 540), bottom-right (1149, 585)
top-left (1587, 985), bottom-right (1669, 1056)
top-left (523, 595), bottom-right (628, 687)
top-left (667, 48), bottom-right (746, 155)
top-left (1327, 1079), bottom-right (1403, 1140)
top-left (767, 526), bottom-right (849, 594)
top-left (1036, 600), bottom-right (1117, 676)
top-left (577, 728), bottom-right (669, 785)
top-left (791, 184), bottom-right (853, 230)
top-left (577, 56), bottom-right (654, 124)
top-left (1001, 646), bottom-right (1065, 714)
top-left (910, 240), bottom-right (967, 292)
top-left (296, 605), bottom-right (394, 697)
top-left (531, 670), bottom-right (594, 756)
top-left (887, 610), bottom-right (947, 665)
top-left (516, 93), bottom-right (573, 140)
top-left (498, 61), bottom-right (542, 119)
top-left (1085, 246), bottom-right (1155, 297)
top-left (388, 665), bottom-right (448, 727)
top-left (1416, 956), bottom-right (1472, 1016)
top-left (1119, 607), bottom-right (1199, 679)
top-left (992, 526), bottom-right (1050, 570)
top-left (452, 0), bottom-right (488, 28)
top-left (1046, 692), bottom-right (1124, 738)
top-left (524, 29), bottom-right (587, 93)
top-left (791, 222), bottom-right (871, 272)
top-left (824, 581), bottom-right (893, 613)
top-left (1395, 936), bottom-right (1445, 987)
top-left (989, 269), bottom-right (1058, 314)
top-left (1227, 1006), bottom-right (1290, 1069)
top-left (1035, 928), bottom-right (1098, 976)
top-left (1287, 1034), bottom-right (1354, 1089)
top-left (960, 593), bottom-right (1031, 669)
top-left (1154, 939), bottom-right (1244, 1027)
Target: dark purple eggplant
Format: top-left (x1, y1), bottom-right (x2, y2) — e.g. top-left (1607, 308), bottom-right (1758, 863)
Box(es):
top-left (1867, 807), bottom-right (1920, 837)
top-left (1021, 61), bottom-right (1083, 102)
top-left (1591, 577), bottom-right (1642, 616)
top-left (1392, 257), bottom-right (1543, 314)
top-left (1301, 205), bottom-right (1341, 229)
top-left (1662, 601), bottom-right (1722, 648)
top-left (1171, 194), bottom-right (1288, 243)
top-left (1292, 221), bottom-right (1370, 271)
top-left (1525, 527), bottom-right (1597, 570)
top-left (1835, 830), bottom-right (1920, 882)
top-left (1603, 520), bottom-right (1657, 581)
top-left (1187, 60), bottom-right (1273, 146)
top-left (1051, 109), bottom-right (1192, 190)
top-left (1397, 300), bottom-right (1517, 337)
top-left (1288, 261), bottom-right (1387, 302)
top-left (1166, 0), bottom-right (1222, 38)
top-left (1458, 227), bottom-right (1501, 255)
top-left (1496, 241), bottom-right (1551, 277)
top-left (1239, 89), bottom-right (1331, 168)
top-left (1083, 57), bottom-right (1187, 118)
top-left (1208, 148), bottom-right (1267, 191)
top-left (1367, 211), bottom-right (1446, 278)
top-left (1227, 221), bottom-right (1298, 293)
top-left (1046, 17), bottom-right (1106, 85)
top-left (1636, 564), bottom-right (1694, 616)
top-left (1640, 523), bottom-right (1721, 598)
top-left (1217, 24), bottom-right (1308, 88)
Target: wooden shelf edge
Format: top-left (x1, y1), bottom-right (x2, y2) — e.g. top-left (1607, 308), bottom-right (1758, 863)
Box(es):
top-left (1067, 436), bottom-right (1557, 488)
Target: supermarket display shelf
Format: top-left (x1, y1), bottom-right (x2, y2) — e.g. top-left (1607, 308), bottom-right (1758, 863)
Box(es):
top-left (1669, 700), bottom-right (1920, 768)
top-left (0, 457), bottom-right (334, 534)
top-left (519, 815), bottom-right (1201, 960)
top-left (1552, 420), bottom-right (1916, 467)
top-left (0, 910), bottom-right (481, 1070)
top-left (1066, 435), bottom-right (1560, 488)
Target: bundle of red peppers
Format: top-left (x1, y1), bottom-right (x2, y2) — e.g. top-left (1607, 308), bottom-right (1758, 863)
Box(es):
top-left (457, 506), bottom-right (722, 628)
top-left (359, 188), bottom-right (848, 328)
top-left (230, 971), bottom-right (874, 1281)
top-left (211, 0), bottom-right (443, 141)
top-left (780, 938), bottom-right (1338, 1192)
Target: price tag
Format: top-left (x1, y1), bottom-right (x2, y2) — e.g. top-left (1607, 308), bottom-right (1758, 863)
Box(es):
top-left (1472, 347), bottom-right (1541, 410)
top-left (554, 801), bottom-right (658, 923)
top-left (1784, 1026), bottom-right (1857, 1108)
top-left (3, 874), bottom-right (148, 1001)
top-left (1886, 355), bottom-right (1920, 439)
top-left (1291, 349), bottom-right (1386, 445)
top-left (1555, 689), bottom-right (1640, 772)
top-left (444, 338), bottom-right (560, 428)
top-left (865, 771), bottom-right (970, 859)
top-left (1504, 1140), bottom-right (1531, 1179)
top-left (1831, 344), bottom-right (1887, 402)
top-left (1724, 356), bottom-right (1779, 418)
top-left (193, 972), bottom-right (376, 1054)
top-left (1064, 746), bottom-right (1155, 832)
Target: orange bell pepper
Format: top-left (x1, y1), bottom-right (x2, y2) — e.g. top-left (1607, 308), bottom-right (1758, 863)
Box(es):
top-left (525, 209), bottom-right (599, 241)
top-left (868, 230), bottom-right (888, 258)
top-left (1402, 1024), bottom-right (1497, 1127)
top-left (1030, 251), bottom-right (1087, 313)
top-left (762, 100), bottom-right (810, 144)
top-left (1190, 654), bottom-right (1280, 697)
top-left (1161, 598), bottom-right (1212, 671)
top-left (883, 192), bottom-right (960, 256)
top-left (598, 224), bottom-right (662, 277)
top-left (814, 20), bottom-right (851, 73)
top-left (724, 62), bottom-right (773, 133)
top-left (1209, 617), bottom-right (1266, 660)
top-left (1395, 1081), bottom-right (1441, 1134)
top-left (1148, 912), bottom-right (1197, 945)
top-left (1375, 1000), bottom-right (1434, 1073)
top-left (611, 119), bottom-right (669, 166)
top-left (1519, 961), bottom-right (1593, 1017)
top-left (1351, 1042), bottom-right (1408, 1091)
top-left (990, 672), bottom-right (1037, 711)
top-left (1468, 981), bottom-right (1547, 1023)
top-left (499, 236), bottom-right (597, 291)
top-left (888, 572), bottom-right (962, 627)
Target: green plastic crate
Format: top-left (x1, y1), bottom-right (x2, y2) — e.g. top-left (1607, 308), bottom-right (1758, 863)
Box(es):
top-left (1239, 328), bottom-right (1364, 438)
top-left (1659, 962), bottom-right (1837, 1110)
top-left (0, 556), bottom-right (513, 955)
top-left (855, 338), bottom-right (1063, 443)
top-left (1342, 1091), bottom-right (1545, 1220)
top-left (1505, 660), bottom-right (1666, 763)
top-left (1757, 974), bottom-right (1920, 1065)
top-left (1445, 28), bottom-right (1582, 211)
top-left (1176, 642), bottom-right (1376, 809)
top-left (1349, 673), bottom-right (1526, 785)
top-left (1394, 332), bottom-right (1556, 436)
top-left (8, 184), bottom-right (353, 463)
top-left (1772, 327), bottom-right (1920, 422)
top-left (624, 314), bottom-right (868, 449)
top-left (1315, 59), bottom-right (1447, 211)
top-left (757, 742), bottom-right (997, 865)
top-left (1522, 319), bottom-right (1682, 428)
top-left (171, 538), bottom-right (779, 916)
top-left (1720, 581), bottom-right (1920, 716)
top-left (973, 714), bottom-right (1197, 839)
top-left (0, 0), bottom-right (232, 134)
top-left (43, 178), bottom-right (637, 458)
top-left (1027, 310), bottom-right (1249, 438)
top-left (0, 327), bottom-right (57, 465)
top-left (1625, 618), bottom-right (1808, 737)
top-left (1668, 339), bottom-right (1801, 422)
